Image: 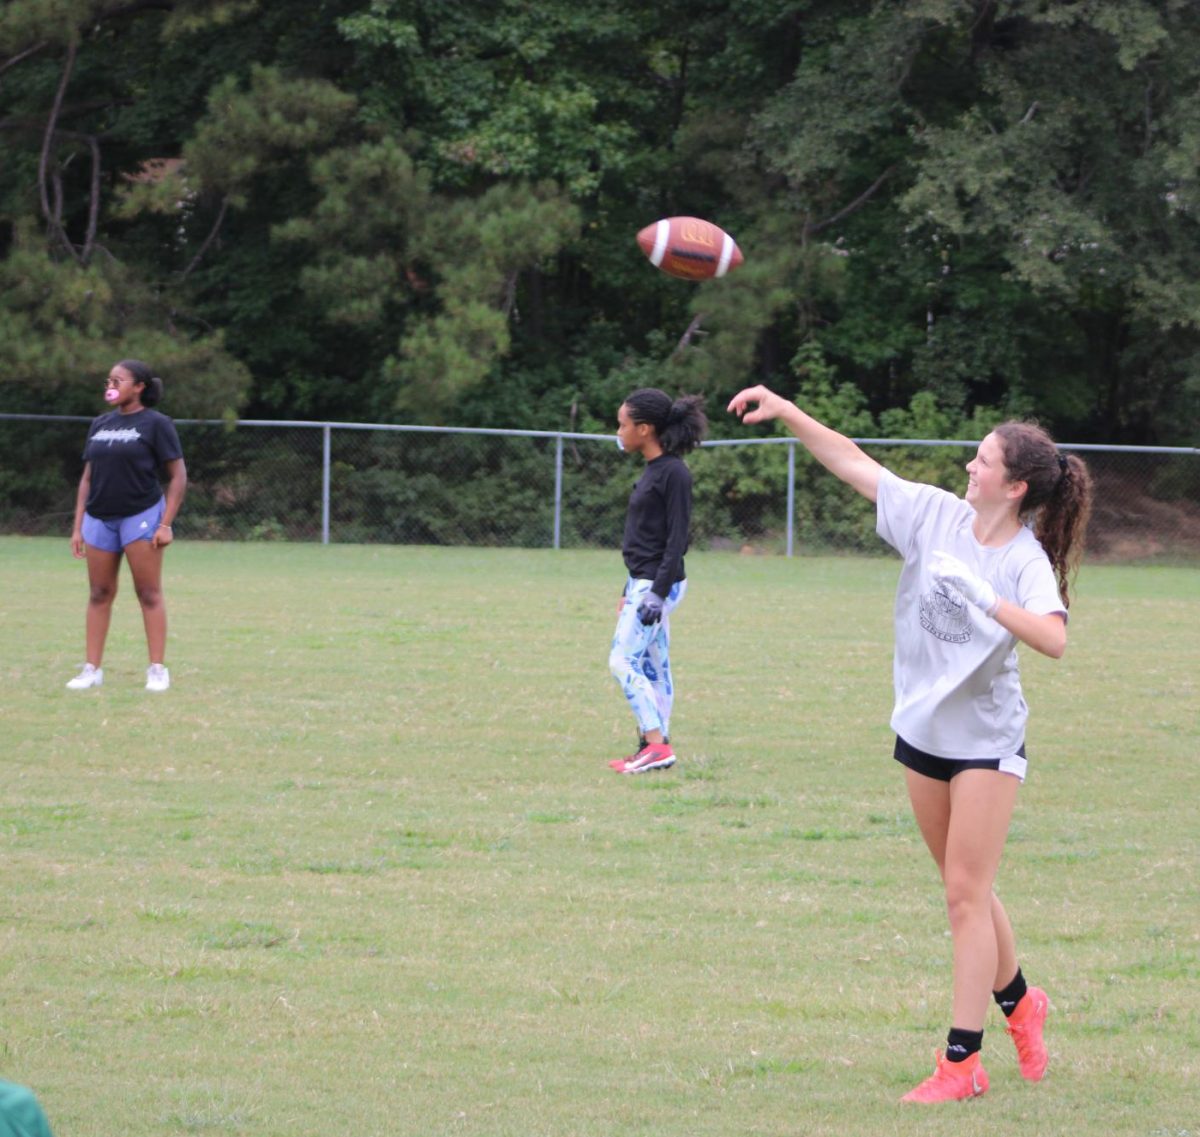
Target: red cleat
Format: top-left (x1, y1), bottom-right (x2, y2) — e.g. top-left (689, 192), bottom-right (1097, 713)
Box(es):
top-left (618, 742), bottom-right (676, 774)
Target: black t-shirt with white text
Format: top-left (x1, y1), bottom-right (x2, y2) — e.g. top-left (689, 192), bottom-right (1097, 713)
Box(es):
top-left (622, 453), bottom-right (693, 598)
top-left (83, 409), bottom-right (183, 520)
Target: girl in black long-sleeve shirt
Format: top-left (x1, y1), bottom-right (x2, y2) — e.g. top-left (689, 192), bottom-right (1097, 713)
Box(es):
top-left (607, 388), bottom-right (707, 774)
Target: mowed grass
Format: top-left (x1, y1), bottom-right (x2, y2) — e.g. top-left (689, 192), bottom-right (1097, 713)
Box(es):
top-left (0, 536), bottom-right (1197, 1137)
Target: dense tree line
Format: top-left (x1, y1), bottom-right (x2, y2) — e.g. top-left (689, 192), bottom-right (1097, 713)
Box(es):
top-left (2, 0), bottom-right (1199, 446)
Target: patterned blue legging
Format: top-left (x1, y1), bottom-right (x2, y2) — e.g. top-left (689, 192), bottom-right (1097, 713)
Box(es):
top-left (608, 577), bottom-right (687, 739)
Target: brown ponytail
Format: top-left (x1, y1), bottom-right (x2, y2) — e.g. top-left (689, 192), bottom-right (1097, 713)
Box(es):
top-left (994, 422), bottom-right (1094, 608)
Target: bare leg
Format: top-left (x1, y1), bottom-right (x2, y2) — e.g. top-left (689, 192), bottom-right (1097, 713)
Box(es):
top-left (123, 539), bottom-right (167, 664)
top-left (991, 892), bottom-right (1018, 991)
top-left (906, 768), bottom-right (1021, 1031)
top-left (83, 547), bottom-right (122, 666)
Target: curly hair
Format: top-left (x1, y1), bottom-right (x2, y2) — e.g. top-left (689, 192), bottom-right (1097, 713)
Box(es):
top-left (994, 421), bottom-right (1093, 608)
top-left (623, 388), bottom-right (708, 457)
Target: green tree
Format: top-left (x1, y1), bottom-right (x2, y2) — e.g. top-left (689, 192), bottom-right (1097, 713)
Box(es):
top-left (0, 0), bottom-right (260, 413)
top-left (3, 0), bottom-right (1199, 445)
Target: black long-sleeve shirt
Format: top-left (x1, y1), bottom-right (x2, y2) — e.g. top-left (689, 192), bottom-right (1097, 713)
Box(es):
top-left (622, 453), bottom-right (692, 597)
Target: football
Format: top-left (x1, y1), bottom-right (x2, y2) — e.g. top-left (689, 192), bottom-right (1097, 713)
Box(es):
top-left (636, 216), bottom-right (743, 281)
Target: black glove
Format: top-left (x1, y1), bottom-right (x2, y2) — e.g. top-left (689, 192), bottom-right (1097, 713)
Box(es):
top-left (636, 592), bottom-right (664, 625)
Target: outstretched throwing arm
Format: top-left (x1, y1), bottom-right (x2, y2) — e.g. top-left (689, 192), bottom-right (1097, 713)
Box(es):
top-left (727, 385), bottom-right (883, 502)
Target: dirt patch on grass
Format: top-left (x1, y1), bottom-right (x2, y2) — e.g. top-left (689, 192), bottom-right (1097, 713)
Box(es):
top-left (1086, 468), bottom-right (1200, 562)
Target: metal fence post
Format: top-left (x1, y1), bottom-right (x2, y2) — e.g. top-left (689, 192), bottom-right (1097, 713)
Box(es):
top-left (786, 440), bottom-right (796, 558)
top-left (321, 424), bottom-right (331, 546)
top-left (553, 434), bottom-right (564, 550)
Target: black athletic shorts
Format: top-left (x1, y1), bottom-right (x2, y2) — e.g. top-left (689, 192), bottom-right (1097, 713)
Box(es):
top-left (893, 734), bottom-right (1027, 782)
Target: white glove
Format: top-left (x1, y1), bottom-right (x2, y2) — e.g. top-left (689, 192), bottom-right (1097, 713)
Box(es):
top-left (929, 549), bottom-right (1000, 618)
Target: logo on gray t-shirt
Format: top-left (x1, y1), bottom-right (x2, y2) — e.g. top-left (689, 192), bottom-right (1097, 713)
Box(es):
top-left (920, 584), bottom-right (972, 644)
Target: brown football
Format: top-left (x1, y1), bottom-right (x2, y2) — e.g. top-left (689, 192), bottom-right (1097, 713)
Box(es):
top-left (636, 216), bottom-right (743, 281)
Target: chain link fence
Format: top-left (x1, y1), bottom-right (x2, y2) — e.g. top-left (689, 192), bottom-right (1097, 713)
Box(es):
top-left (2, 415), bottom-right (1197, 562)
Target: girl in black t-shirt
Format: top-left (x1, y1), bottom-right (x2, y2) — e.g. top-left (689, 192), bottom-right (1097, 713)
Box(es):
top-left (68, 360), bottom-right (187, 692)
top-left (607, 388), bottom-right (706, 774)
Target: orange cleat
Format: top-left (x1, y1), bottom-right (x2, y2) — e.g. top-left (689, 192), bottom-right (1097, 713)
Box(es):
top-left (900, 1051), bottom-right (989, 1103)
top-left (1006, 986), bottom-right (1049, 1081)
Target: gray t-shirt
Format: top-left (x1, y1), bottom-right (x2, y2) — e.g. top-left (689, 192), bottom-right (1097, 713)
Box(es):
top-left (875, 468), bottom-right (1066, 761)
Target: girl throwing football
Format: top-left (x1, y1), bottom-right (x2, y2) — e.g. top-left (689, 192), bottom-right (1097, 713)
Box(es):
top-left (727, 384), bottom-right (1092, 1103)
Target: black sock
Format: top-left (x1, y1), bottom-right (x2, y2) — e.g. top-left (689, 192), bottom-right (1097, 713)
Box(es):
top-left (945, 1027), bottom-right (983, 1062)
top-left (994, 967), bottom-right (1028, 1018)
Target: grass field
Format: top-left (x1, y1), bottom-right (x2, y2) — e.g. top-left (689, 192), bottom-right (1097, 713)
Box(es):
top-left (1, 536), bottom-right (1197, 1137)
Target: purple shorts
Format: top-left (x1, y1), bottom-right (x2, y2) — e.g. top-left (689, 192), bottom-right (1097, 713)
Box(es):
top-left (81, 499), bottom-right (165, 552)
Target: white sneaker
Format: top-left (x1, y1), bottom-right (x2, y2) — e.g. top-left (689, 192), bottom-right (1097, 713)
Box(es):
top-left (145, 663), bottom-right (170, 692)
top-left (66, 663), bottom-right (103, 690)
